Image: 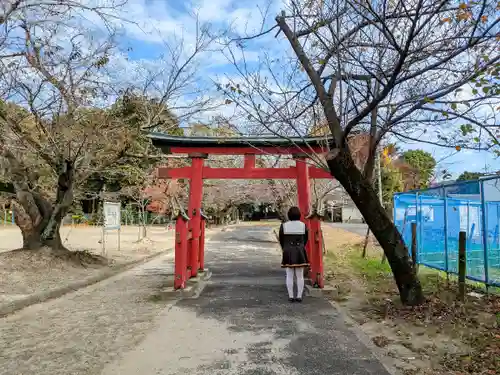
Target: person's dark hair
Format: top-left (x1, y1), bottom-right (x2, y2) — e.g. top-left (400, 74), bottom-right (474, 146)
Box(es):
top-left (287, 206), bottom-right (301, 221)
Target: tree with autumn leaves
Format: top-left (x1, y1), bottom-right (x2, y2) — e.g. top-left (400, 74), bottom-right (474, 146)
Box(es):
top-left (221, 0), bottom-right (499, 305)
top-left (380, 145), bottom-right (438, 208)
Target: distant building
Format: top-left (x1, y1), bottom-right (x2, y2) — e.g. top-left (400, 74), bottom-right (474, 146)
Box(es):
top-left (322, 190), bottom-right (365, 223)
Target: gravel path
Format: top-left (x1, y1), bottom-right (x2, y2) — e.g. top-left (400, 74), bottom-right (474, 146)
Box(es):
top-left (100, 226), bottom-right (389, 375)
top-left (0, 252), bottom-right (176, 375)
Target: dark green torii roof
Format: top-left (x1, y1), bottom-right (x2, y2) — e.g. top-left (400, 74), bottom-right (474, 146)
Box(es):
top-left (147, 132), bottom-right (331, 149)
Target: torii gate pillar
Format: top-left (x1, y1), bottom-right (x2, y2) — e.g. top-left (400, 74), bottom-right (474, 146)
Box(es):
top-left (187, 154), bottom-right (206, 278)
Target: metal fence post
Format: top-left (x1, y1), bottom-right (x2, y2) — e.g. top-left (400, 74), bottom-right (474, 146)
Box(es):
top-left (497, 204), bottom-right (500, 249)
top-left (443, 187), bottom-right (449, 276)
top-left (411, 222), bottom-right (418, 273)
top-left (479, 180), bottom-right (489, 288)
top-left (417, 193), bottom-right (422, 265)
top-left (466, 201), bottom-right (470, 252)
top-left (393, 195), bottom-right (397, 225)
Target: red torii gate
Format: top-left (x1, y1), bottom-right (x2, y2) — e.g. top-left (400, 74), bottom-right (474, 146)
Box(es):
top-left (150, 134), bottom-right (333, 290)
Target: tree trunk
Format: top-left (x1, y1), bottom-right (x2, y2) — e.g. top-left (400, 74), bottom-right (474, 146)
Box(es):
top-left (21, 228), bottom-right (43, 249)
top-left (12, 199), bottom-right (64, 251)
top-left (41, 216), bottom-right (64, 250)
top-left (327, 148), bottom-right (424, 306)
top-left (10, 160), bottom-right (74, 253)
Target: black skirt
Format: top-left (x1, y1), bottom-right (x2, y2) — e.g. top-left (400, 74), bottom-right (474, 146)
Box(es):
top-left (281, 244), bottom-right (309, 268)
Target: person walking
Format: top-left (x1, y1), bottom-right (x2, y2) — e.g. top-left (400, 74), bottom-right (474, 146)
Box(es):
top-left (278, 206), bottom-right (309, 303)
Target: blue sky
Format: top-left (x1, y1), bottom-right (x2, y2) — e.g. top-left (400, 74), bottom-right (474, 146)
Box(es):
top-left (108, 0), bottom-right (497, 179)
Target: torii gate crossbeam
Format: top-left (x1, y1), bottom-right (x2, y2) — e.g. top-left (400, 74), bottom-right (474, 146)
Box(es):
top-left (150, 133), bottom-right (333, 290)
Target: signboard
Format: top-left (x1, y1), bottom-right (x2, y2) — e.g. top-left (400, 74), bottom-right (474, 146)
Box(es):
top-left (103, 201), bottom-right (121, 230)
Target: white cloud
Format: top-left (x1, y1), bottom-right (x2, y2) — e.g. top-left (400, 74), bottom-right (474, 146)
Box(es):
top-left (195, 0), bottom-right (235, 23)
top-left (113, 1), bottom-right (192, 44)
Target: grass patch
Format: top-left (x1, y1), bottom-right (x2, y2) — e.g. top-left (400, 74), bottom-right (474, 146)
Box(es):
top-left (328, 241), bottom-right (500, 297)
top-left (321, 225), bottom-right (500, 375)
top-left (349, 248), bottom-right (392, 281)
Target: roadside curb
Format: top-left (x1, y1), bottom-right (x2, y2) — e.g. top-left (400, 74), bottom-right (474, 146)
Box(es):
top-left (0, 226), bottom-right (226, 318)
top-left (305, 284), bottom-right (339, 298)
top-left (328, 300), bottom-right (399, 375)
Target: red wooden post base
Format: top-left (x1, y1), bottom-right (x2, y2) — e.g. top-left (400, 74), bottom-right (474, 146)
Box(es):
top-left (174, 213), bottom-right (189, 289)
top-left (199, 212), bottom-right (207, 271)
top-left (308, 213), bottom-right (324, 288)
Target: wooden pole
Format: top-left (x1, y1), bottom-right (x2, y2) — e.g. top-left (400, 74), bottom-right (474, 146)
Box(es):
top-left (411, 222), bottom-right (418, 273)
top-left (458, 231), bottom-right (467, 301)
top-left (362, 226), bottom-right (370, 258)
top-left (101, 187), bottom-right (106, 256)
top-left (101, 225), bottom-right (106, 256)
top-left (118, 227), bottom-right (121, 253)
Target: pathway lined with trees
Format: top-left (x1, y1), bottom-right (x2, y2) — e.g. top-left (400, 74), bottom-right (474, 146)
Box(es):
top-left (0, 0), bottom-right (498, 317)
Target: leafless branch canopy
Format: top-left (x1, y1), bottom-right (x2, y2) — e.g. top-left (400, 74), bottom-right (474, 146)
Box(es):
top-left (221, 0), bottom-right (499, 160)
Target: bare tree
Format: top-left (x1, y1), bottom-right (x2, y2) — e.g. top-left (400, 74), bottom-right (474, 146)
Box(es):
top-left (0, 2), bottom-right (217, 255)
top-left (117, 15), bottom-right (223, 134)
top-left (120, 174), bottom-right (154, 240)
top-left (221, 0), bottom-right (499, 305)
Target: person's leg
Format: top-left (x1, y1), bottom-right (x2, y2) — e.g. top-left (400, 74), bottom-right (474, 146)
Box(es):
top-left (295, 267), bottom-right (305, 301)
top-left (285, 267), bottom-right (295, 300)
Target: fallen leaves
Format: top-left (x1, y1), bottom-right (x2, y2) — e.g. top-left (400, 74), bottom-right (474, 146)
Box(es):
top-left (373, 335), bottom-right (392, 347)
top-left (323, 232), bottom-right (500, 375)
top-left (371, 288), bottom-right (500, 375)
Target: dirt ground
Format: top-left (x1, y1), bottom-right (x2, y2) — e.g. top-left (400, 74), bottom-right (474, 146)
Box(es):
top-left (0, 253), bottom-right (177, 375)
top-left (0, 225), bottom-right (174, 305)
top-left (0, 224), bottom-right (174, 256)
top-left (321, 225), bottom-right (500, 375)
